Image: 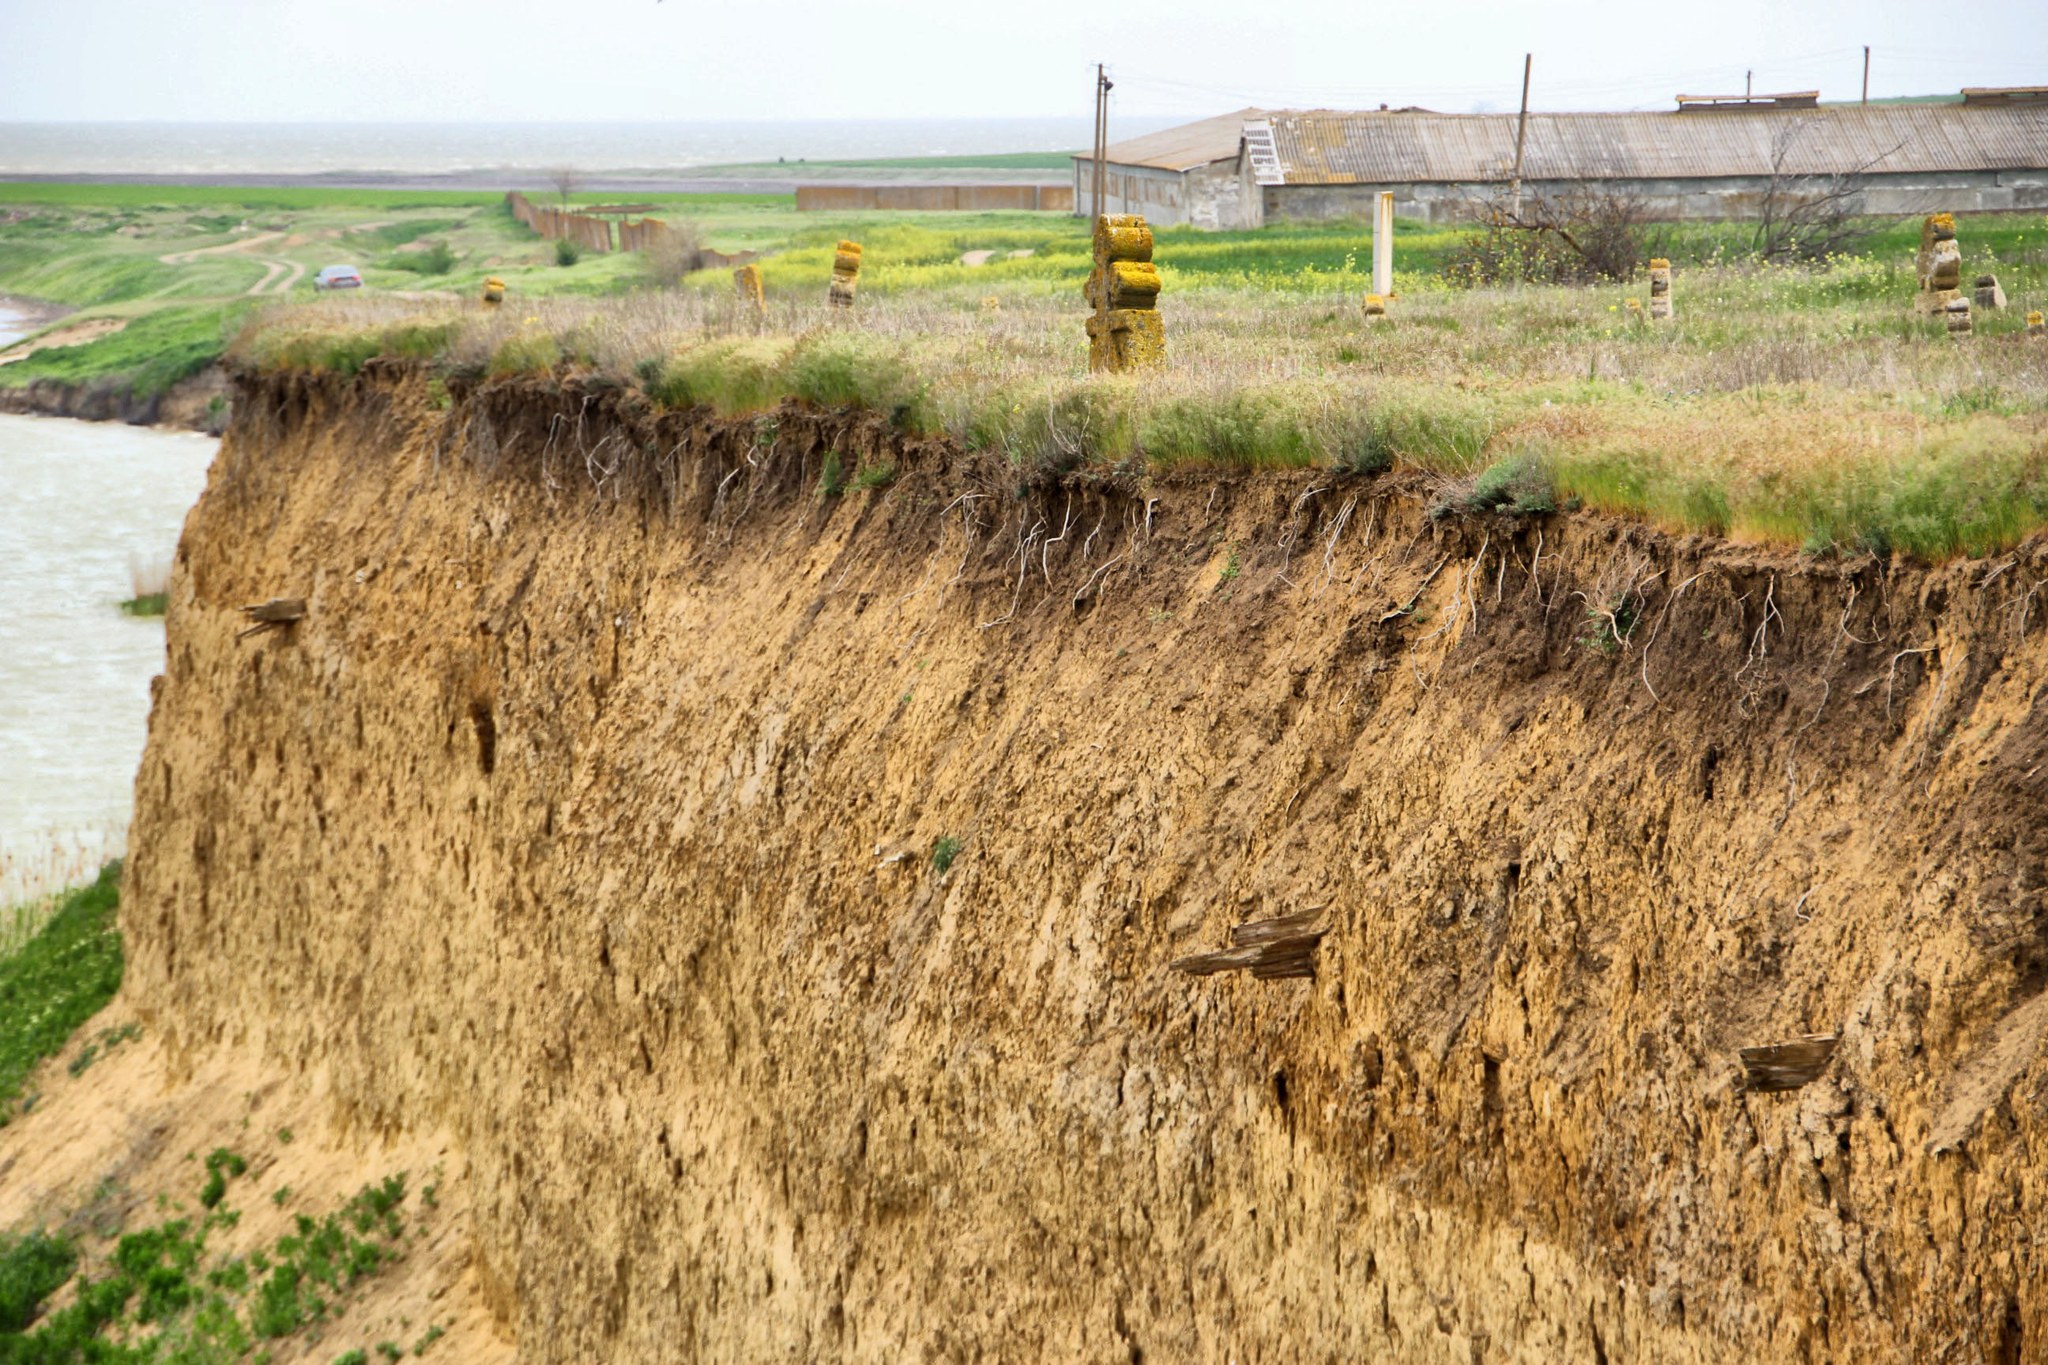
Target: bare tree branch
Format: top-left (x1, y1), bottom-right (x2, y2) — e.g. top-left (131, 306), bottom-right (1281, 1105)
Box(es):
top-left (1753, 121), bottom-right (1904, 262)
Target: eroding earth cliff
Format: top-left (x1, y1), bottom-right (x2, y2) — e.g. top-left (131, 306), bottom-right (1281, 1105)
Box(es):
top-left (8, 364), bottom-right (2048, 1361)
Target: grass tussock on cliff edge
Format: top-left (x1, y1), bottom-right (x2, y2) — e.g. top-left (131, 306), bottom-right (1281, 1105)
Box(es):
top-left (232, 263), bottom-right (2048, 559)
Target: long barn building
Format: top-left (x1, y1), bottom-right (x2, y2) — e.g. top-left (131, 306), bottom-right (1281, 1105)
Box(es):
top-left (1073, 90), bottom-right (2048, 228)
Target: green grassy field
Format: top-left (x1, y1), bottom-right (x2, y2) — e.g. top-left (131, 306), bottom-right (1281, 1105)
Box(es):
top-left (5, 180), bottom-right (2045, 558)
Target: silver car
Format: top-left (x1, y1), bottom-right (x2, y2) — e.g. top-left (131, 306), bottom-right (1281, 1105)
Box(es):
top-left (314, 264), bottom-right (363, 291)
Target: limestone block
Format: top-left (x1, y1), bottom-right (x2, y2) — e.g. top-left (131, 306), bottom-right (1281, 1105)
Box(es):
top-left (1086, 214), bottom-right (1164, 372)
top-left (482, 276), bottom-right (505, 305)
top-left (1916, 213), bottom-right (1966, 298)
top-left (1093, 214), bottom-right (1154, 264)
top-left (1086, 308), bottom-right (1166, 372)
top-left (2027, 311), bottom-right (2045, 337)
top-left (1973, 274), bottom-right (2007, 310)
top-left (828, 240), bottom-right (862, 309)
top-left (1944, 296), bottom-right (1972, 337)
top-left (1928, 240), bottom-right (1963, 291)
top-left (1648, 259), bottom-right (1674, 320)
top-left (734, 263), bottom-right (764, 315)
top-left (1083, 260), bottom-right (1162, 311)
top-left (1361, 293), bottom-right (1387, 322)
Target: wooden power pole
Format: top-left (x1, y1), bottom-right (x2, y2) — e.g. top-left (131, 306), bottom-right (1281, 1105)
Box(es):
top-left (1863, 46), bottom-right (1871, 103)
top-left (1092, 64), bottom-right (1110, 223)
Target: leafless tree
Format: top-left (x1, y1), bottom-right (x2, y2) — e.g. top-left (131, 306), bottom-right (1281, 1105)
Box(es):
top-left (548, 166), bottom-right (583, 210)
top-left (1446, 183), bottom-right (1650, 284)
top-left (1753, 120), bottom-right (1902, 263)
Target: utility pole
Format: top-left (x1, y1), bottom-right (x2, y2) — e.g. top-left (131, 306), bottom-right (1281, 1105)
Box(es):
top-left (1092, 63), bottom-right (1112, 338)
top-left (1510, 52), bottom-right (1532, 218)
top-left (1092, 64), bottom-right (1111, 224)
top-left (1862, 46), bottom-right (1871, 104)
top-left (1746, 69), bottom-right (1753, 99)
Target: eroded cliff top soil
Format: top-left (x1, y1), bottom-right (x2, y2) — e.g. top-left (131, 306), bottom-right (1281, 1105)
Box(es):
top-left (17, 365), bottom-right (2048, 1362)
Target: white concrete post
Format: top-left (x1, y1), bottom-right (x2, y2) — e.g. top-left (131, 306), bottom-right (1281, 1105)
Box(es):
top-left (1372, 191), bottom-right (1394, 298)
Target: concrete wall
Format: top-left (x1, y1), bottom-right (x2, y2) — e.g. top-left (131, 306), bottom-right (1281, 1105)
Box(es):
top-left (1073, 159), bottom-right (1257, 229)
top-left (1259, 169), bottom-right (2048, 225)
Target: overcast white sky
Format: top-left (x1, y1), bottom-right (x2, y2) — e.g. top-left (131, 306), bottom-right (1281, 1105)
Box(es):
top-left (1, 0), bottom-right (2042, 123)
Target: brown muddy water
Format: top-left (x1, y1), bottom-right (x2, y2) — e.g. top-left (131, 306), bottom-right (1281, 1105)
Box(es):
top-left (0, 412), bottom-right (216, 911)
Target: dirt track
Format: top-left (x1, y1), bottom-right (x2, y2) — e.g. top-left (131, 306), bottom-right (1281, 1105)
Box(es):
top-left (158, 230), bottom-right (304, 294)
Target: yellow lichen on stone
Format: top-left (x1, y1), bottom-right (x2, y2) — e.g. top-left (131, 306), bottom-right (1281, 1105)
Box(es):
top-left (733, 264), bottom-right (765, 317)
top-left (1647, 260), bottom-right (1673, 320)
top-left (1361, 293), bottom-right (1387, 321)
top-left (828, 240), bottom-right (862, 310)
top-left (1093, 214), bottom-right (1154, 265)
top-left (1087, 308), bottom-right (1166, 372)
top-left (1086, 216), bottom-right (1163, 372)
top-left (1917, 214), bottom-right (1962, 306)
top-left (2029, 310), bottom-right (2046, 336)
top-left (1083, 261), bottom-right (1162, 311)
top-left (481, 276), bottom-right (506, 305)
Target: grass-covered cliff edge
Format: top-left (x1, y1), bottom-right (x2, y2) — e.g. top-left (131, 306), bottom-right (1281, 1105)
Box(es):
top-left (238, 227), bottom-right (2048, 560)
top-left (5, 361), bottom-right (2047, 1359)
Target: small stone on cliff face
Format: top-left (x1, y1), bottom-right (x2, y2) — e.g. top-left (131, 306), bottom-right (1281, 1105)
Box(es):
top-left (1738, 1034), bottom-right (1839, 1093)
top-left (1171, 908), bottom-right (1328, 981)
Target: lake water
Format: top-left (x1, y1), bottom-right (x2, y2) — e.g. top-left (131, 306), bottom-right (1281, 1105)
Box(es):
top-left (0, 414), bottom-right (217, 907)
top-left (0, 119), bottom-right (1175, 178)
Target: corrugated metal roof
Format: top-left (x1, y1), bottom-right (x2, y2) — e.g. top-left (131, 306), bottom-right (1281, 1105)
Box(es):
top-left (1096, 103), bottom-right (2048, 181)
top-left (1077, 109), bottom-right (1255, 172)
top-left (1271, 104), bottom-right (2048, 181)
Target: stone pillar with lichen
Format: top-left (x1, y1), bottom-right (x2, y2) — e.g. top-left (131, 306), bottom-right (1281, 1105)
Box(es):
top-left (2029, 310), bottom-right (2046, 337)
top-left (1917, 213), bottom-right (1962, 314)
top-left (1085, 214), bottom-right (1164, 372)
top-left (734, 263), bottom-right (765, 321)
top-left (1361, 294), bottom-right (1387, 323)
top-left (827, 241), bottom-right (862, 309)
top-left (1648, 259), bottom-right (1673, 320)
top-left (1945, 296), bottom-right (1973, 337)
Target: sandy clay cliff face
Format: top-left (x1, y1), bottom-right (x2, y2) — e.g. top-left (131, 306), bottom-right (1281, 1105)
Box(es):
top-left (59, 367), bottom-right (2048, 1360)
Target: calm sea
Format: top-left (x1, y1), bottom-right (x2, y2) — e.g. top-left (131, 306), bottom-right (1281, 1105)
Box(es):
top-left (0, 119), bottom-right (1177, 178)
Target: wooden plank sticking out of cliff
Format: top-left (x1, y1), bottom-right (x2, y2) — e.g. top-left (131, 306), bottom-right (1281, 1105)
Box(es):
top-left (1738, 1034), bottom-right (1839, 1093)
top-left (236, 597), bottom-right (305, 642)
top-left (1172, 909), bottom-right (1328, 981)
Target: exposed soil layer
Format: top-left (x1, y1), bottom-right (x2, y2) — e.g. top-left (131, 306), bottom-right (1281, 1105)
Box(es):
top-left (0, 365), bottom-right (228, 431)
top-left (35, 364), bottom-right (2048, 1360)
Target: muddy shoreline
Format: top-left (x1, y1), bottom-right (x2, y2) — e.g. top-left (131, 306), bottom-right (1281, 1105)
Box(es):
top-left (0, 366), bottom-right (229, 433)
top-left (0, 290), bottom-right (72, 341)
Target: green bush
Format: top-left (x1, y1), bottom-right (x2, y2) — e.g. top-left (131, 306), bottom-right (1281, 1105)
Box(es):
top-left (644, 339), bottom-right (792, 415)
top-left (817, 450), bottom-right (846, 499)
top-left (384, 240), bottom-right (456, 276)
top-left (488, 332), bottom-right (560, 378)
top-left (1462, 451), bottom-right (1556, 514)
top-left (0, 1231), bottom-right (77, 1333)
top-left (785, 333), bottom-right (936, 433)
top-left (554, 238), bottom-right (582, 267)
